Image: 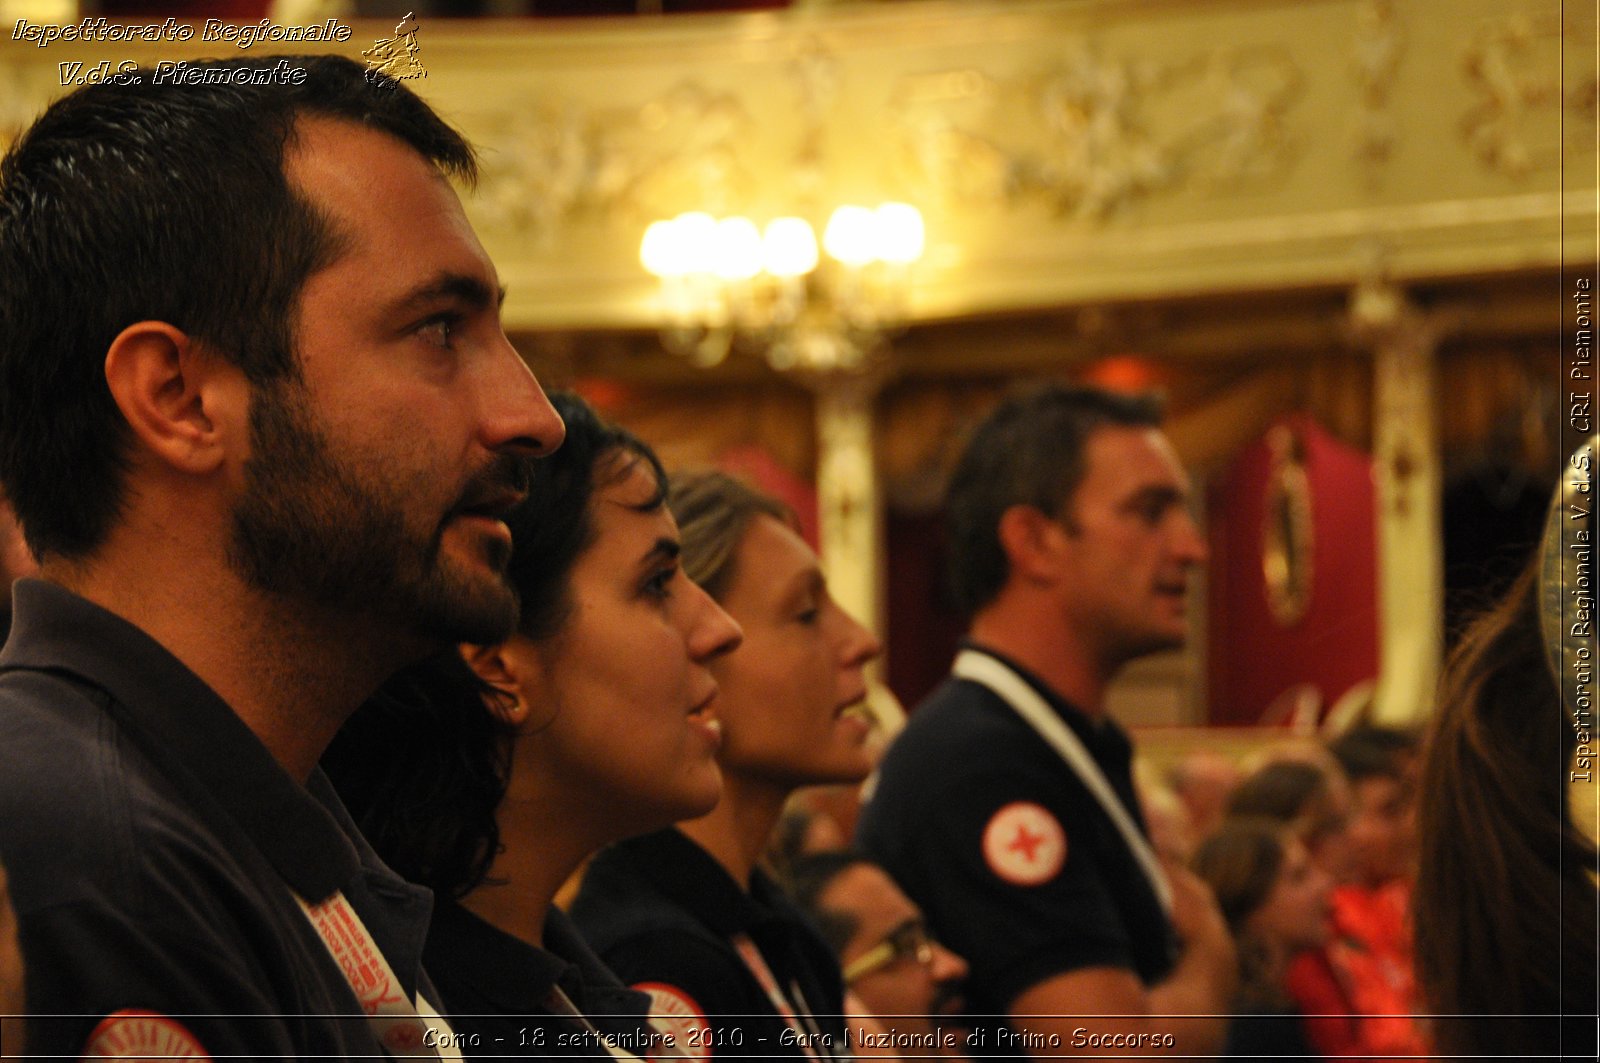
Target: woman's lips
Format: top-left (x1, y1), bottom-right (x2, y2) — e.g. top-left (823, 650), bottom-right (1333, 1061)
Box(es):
top-left (688, 691), bottom-right (723, 749)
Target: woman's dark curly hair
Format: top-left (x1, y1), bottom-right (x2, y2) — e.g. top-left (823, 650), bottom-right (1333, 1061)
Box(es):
top-left (323, 391), bottom-right (667, 898)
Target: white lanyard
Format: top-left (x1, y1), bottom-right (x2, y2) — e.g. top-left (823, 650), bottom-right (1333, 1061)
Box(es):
top-left (731, 934), bottom-right (841, 1062)
top-left (297, 891), bottom-right (463, 1061)
top-left (542, 984), bottom-right (649, 1062)
top-left (952, 649), bottom-right (1173, 915)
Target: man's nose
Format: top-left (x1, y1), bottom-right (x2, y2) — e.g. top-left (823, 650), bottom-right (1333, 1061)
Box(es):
top-left (481, 338), bottom-right (564, 458)
top-left (929, 942), bottom-right (969, 984)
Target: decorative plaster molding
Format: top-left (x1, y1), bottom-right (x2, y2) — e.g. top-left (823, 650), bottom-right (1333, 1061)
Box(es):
top-left (893, 38), bottom-right (1301, 221)
top-left (1460, 10), bottom-right (1571, 178)
top-left (468, 82), bottom-right (754, 243)
top-left (1351, 0), bottom-right (1403, 178)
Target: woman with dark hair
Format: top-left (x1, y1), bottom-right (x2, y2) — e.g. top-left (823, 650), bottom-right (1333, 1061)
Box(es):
top-left (1414, 457), bottom-right (1599, 1059)
top-left (1193, 819), bottom-right (1332, 1060)
top-left (1225, 758), bottom-right (1354, 883)
top-left (1228, 750), bottom-right (1430, 1059)
top-left (571, 470), bottom-right (882, 1062)
top-left (325, 393), bottom-right (742, 1054)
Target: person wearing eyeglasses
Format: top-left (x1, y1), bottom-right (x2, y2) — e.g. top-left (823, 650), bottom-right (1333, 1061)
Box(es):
top-left (789, 851), bottom-right (972, 1060)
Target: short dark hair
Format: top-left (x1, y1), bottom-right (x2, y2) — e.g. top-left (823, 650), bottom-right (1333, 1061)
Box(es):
top-left (944, 385), bottom-right (1164, 615)
top-left (785, 849), bottom-right (873, 957)
top-left (0, 55), bottom-right (476, 560)
top-left (1329, 725), bottom-right (1418, 784)
top-left (325, 392), bottom-right (666, 898)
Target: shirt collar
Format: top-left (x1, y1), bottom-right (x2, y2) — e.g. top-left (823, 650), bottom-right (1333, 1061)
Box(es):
top-left (426, 905), bottom-right (650, 1019)
top-left (427, 902), bottom-right (570, 1012)
top-left (0, 578), bottom-right (362, 899)
top-left (957, 639), bottom-right (1133, 760)
top-left (624, 829), bottom-right (780, 937)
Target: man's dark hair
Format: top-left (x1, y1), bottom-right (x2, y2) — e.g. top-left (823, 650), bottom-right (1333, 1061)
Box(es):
top-left (944, 384), bottom-right (1164, 615)
top-left (0, 55), bottom-right (476, 560)
top-left (325, 392), bottom-right (667, 898)
top-left (785, 849), bottom-right (874, 957)
top-left (1328, 725), bottom-right (1418, 784)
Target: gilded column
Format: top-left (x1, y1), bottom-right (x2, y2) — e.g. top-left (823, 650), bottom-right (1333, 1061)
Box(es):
top-left (1352, 279), bottom-right (1446, 726)
top-left (812, 373), bottom-right (904, 728)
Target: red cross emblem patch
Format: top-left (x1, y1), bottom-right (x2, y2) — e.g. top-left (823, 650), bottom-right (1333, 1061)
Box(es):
top-left (82, 1009), bottom-right (211, 1061)
top-left (982, 801), bottom-right (1067, 886)
top-left (636, 982), bottom-right (711, 1063)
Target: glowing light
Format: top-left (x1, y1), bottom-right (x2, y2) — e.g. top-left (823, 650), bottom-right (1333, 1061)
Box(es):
top-left (763, 217), bottom-right (820, 277)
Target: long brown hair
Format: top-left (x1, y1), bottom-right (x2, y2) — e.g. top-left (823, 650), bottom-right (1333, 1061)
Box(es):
top-left (1415, 561), bottom-right (1598, 1056)
top-left (1192, 818), bottom-right (1295, 1010)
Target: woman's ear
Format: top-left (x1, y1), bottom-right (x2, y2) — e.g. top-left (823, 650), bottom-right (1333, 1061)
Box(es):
top-left (460, 642), bottom-right (535, 728)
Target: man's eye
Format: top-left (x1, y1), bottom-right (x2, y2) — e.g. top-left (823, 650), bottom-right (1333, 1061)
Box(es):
top-left (418, 314), bottom-right (460, 348)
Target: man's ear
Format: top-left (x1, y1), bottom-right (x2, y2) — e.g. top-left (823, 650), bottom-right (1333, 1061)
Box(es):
top-left (460, 642), bottom-right (536, 727)
top-left (102, 322), bottom-right (247, 475)
top-left (996, 503), bottom-right (1070, 585)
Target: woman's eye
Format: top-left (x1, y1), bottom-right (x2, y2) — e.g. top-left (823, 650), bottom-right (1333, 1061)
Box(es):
top-left (643, 567), bottom-right (676, 601)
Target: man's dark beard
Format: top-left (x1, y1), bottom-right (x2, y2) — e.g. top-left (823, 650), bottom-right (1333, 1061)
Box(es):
top-left (227, 378), bottom-right (521, 647)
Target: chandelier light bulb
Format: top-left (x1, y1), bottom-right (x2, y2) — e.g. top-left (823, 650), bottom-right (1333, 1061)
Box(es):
top-left (641, 201), bottom-right (923, 372)
top-left (713, 216), bottom-right (764, 281)
top-left (640, 219), bottom-right (686, 278)
top-left (674, 212), bottom-right (719, 275)
top-left (823, 205), bottom-right (878, 268)
top-left (763, 217), bottom-right (819, 277)
top-left (874, 202), bottom-right (925, 265)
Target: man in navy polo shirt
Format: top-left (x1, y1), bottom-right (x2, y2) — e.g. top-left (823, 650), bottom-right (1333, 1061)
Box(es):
top-left (0, 56), bottom-right (563, 1058)
top-left (859, 386), bottom-right (1235, 1057)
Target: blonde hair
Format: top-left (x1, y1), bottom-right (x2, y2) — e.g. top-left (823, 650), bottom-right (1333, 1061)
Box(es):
top-left (668, 470), bottom-right (794, 602)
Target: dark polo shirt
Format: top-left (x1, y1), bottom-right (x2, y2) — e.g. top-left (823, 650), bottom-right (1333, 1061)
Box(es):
top-left (857, 644), bottom-right (1177, 1047)
top-left (424, 903), bottom-right (658, 1059)
top-left (569, 828), bottom-right (847, 1062)
top-left (0, 579), bottom-right (437, 1059)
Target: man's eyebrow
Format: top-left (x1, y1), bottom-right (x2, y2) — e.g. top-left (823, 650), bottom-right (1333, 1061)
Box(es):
top-left (387, 272), bottom-right (507, 317)
top-left (1123, 484), bottom-right (1187, 507)
top-left (887, 916), bottom-right (923, 939)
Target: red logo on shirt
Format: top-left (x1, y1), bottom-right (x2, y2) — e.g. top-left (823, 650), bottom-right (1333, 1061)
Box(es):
top-left (637, 981), bottom-right (711, 1063)
top-left (82, 1010), bottom-right (211, 1061)
top-left (982, 801), bottom-right (1067, 886)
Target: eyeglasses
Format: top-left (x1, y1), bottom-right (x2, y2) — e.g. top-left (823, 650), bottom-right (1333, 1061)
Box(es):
top-left (842, 921), bottom-right (937, 984)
